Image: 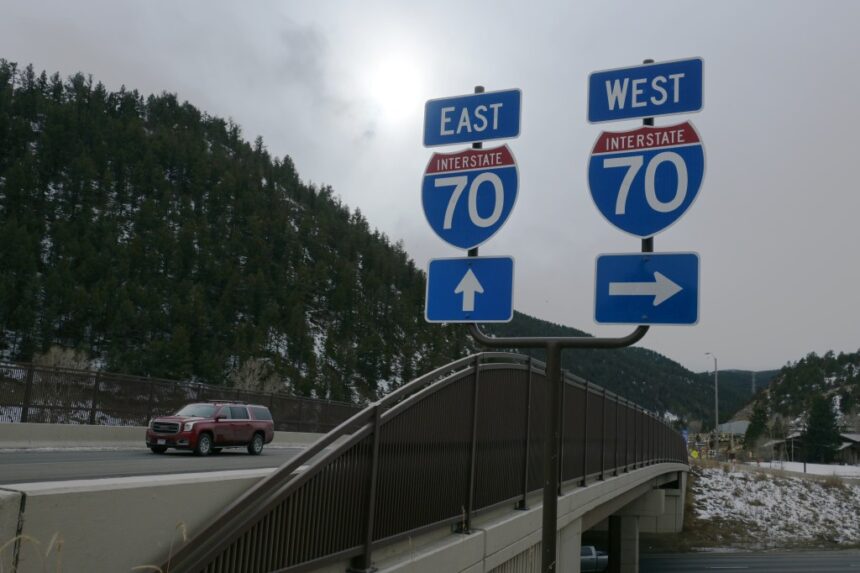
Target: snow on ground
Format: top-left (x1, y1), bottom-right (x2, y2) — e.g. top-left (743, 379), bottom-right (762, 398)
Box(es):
top-left (694, 466), bottom-right (860, 545)
top-left (748, 460), bottom-right (860, 478)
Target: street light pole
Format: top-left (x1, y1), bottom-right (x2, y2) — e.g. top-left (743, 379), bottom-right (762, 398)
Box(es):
top-left (706, 352), bottom-right (719, 458)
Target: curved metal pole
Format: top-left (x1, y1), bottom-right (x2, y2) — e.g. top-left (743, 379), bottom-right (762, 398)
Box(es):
top-left (468, 322), bottom-right (650, 350)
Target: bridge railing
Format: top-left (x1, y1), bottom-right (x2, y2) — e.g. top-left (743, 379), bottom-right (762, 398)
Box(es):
top-left (0, 363), bottom-right (359, 433)
top-left (164, 352), bottom-right (686, 573)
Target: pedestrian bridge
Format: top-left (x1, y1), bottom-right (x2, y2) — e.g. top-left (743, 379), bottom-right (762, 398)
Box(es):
top-left (163, 352), bottom-right (688, 573)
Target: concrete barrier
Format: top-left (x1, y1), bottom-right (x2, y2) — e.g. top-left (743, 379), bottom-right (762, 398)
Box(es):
top-left (2, 469), bottom-right (277, 573)
top-left (0, 422), bottom-right (322, 449)
top-left (0, 489), bottom-right (21, 572)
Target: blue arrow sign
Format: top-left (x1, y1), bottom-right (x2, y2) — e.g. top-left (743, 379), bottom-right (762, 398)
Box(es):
top-left (424, 89), bottom-right (521, 147)
top-left (595, 253), bottom-right (699, 325)
top-left (426, 256), bottom-right (514, 323)
top-left (422, 145), bottom-right (518, 250)
top-left (588, 121), bottom-right (705, 238)
top-left (588, 58), bottom-right (703, 123)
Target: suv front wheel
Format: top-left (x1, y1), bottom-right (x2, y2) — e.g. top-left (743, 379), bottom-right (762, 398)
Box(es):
top-left (247, 433), bottom-right (264, 455)
top-left (195, 433), bottom-right (213, 456)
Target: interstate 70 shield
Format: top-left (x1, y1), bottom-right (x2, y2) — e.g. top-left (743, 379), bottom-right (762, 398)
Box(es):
top-left (588, 121), bottom-right (705, 238)
top-left (421, 145), bottom-right (518, 250)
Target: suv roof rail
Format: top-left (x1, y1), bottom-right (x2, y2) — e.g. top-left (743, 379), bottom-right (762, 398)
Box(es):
top-left (205, 400), bottom-right (247, 405)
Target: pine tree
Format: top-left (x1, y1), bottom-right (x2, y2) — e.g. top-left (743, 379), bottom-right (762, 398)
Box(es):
top-left (744, 402), bottom-right (768, 451)
top-left (802, 395), bottom-right (841, 463)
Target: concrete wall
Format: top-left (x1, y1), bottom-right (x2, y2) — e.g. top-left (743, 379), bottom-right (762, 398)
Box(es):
top-left (638, 472), bottom-right (686, 534)
top-left (2, 469), bottom-right (276, 573)
top-left (0, 421), bottom-right (322, 448)
top-left (0, 489), bottom-right (21, 572)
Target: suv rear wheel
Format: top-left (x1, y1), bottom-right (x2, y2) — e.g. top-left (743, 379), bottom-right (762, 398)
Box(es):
top-left (247, 432), bottom-right (264, 455)
top-left (195, 433), bottom-right (213, 456)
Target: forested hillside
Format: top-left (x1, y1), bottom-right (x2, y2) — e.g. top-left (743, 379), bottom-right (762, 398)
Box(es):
top-left (766, 351), bottom-right (860, 419)
top-left (0, 61), bottom-right (470, 402)
top-left (0, 61), bottom-right (748, 423)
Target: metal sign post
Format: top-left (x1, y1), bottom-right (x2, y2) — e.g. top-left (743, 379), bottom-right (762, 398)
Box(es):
top-left (467, 238), bottom-right (651, 573)
top-left (423, 57), bottom-right (703, 571)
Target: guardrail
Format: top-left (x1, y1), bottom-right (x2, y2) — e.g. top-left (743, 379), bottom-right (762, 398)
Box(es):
top-left (0, 363), bottom-right (359, 433)
top-left (163, 352), bottom-right (686, 573)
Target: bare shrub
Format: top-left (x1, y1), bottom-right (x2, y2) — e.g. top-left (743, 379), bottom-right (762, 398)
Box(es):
top-left (228, 357), bottom-right (283, 394)
top-left (32, 345), bottom-right (91, 370)
top-left (822, 474), bottom-right (845, 490)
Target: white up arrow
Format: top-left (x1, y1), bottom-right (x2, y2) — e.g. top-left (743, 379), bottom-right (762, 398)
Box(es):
top-left (454, 268), bottom-right (484, 312)
top-left (608, 272), bottom-right (682, 306)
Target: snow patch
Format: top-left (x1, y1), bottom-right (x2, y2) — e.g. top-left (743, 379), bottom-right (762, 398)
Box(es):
top-left (694, 466), bottom-right (860, 545)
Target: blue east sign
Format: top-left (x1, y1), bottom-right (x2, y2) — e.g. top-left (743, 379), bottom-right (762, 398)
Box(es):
top-left (424, 89), bottom-right (521, 147)
top-left (425, 256), bottom-right (514, 323)
top-left (588, 58), bottom-right (703, 123)
top-left (594, 252), bottom-right (699, 325)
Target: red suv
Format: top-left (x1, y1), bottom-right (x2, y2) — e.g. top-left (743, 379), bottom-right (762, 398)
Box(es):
top-left (145, 402), bottom-right (275, 456)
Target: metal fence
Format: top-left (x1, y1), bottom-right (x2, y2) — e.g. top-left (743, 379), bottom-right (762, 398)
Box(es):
top-left (0, 363), bottom-right (360, 433)
top-left (163, 352), bottom-right (687, 573)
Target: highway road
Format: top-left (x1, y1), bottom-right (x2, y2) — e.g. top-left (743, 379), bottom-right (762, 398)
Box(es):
top-left (641, 550), bottom-right (860, 572)
top-left (0, 446), bottom-right (305, 484)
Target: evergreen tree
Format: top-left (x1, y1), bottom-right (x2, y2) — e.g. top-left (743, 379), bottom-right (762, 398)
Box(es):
top-left (802, 395), bottom-right (841, 463)
top-left (744, 402), bottom-right (768, 451)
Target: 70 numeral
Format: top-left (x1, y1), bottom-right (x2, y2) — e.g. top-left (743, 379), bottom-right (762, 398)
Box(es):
top-left (603, 151), bottom-right (688, 215)
top-left (435, 173), bottom-right (504, 230)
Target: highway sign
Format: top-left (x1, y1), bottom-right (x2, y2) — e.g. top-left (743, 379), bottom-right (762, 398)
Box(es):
top-left (588, 121), bottom-right (705, 238)
top-left (588, 58), bottom-right (703, 123)
top-left (424, 89), bottom-right (521, 147)
top-left (422, 145), bottom-right (518, 250)
top-left (594, 252), bottom-right (699, 325)
top-left (425, 256), bottom-right (514, 323)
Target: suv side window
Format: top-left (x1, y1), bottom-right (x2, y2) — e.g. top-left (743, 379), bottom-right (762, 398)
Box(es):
top-left (249, 406), bottom-right (273, 421)
top-left (230, 406), bottom-right (250, 420)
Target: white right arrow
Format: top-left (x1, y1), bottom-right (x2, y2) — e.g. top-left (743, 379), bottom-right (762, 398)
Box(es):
top-left (454, 268), bottom-right (484, 312)
top-left (608, 272), bottom-right (682, 306)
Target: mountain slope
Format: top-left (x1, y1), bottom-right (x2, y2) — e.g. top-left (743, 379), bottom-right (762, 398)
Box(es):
top-left (0, 60), bottom-right (749, 423)
top-left (0, 61), bottom-right (471, 402)
top-left (488, 313), bottom-right (751, 426)
top-left (765, 351), bottom-right (860, 419)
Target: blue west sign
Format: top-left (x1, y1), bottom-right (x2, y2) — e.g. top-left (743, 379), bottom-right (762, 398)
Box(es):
top-left (424, 89), bottom-right (521, 147)
top-left (588, 58), bottom-right (703, 123)
top-left (425, 256), bottom-right (514, 323)
top-left (422, 145), bottom-right (518, 250)
top-left (588, 121), bottom-right (705, 238)
top-left (594, 252), bottom-right (699, 325)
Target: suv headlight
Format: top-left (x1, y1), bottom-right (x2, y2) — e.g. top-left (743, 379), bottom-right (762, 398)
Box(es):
top-left (148, 419), bottom-right (155, 429)
top-left (183, 422), bottom-right (195, 432)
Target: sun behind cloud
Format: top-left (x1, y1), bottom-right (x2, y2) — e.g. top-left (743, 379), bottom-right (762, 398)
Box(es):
top-left (366, 54), bottom-right (425, 124)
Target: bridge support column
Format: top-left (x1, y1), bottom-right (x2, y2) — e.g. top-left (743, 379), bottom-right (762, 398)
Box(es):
top-left (608, 515), bottom-right (638, 573)
top-left (557, 518), bottom-right (582, 573)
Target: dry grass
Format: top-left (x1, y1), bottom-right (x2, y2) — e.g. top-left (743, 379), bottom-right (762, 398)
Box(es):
top-left (0, 521), bottom-right (188, 573)
top-left (0, 533), bottom-right (63, 573)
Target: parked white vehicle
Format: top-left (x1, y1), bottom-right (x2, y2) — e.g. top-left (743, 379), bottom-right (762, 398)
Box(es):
top-left (580, 545), bottom-right (608, 572)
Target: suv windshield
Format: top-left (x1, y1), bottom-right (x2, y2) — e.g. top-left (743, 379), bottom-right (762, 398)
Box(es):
top-left (175, 404), bottom-right (217, 418)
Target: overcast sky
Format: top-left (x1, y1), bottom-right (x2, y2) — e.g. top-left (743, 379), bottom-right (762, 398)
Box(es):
top-left (3, 1), bottom-right (859, 373)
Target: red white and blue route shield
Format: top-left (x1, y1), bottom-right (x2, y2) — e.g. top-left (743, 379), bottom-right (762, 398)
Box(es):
top-left (588, 121), bottom-right (705, 238)
top-left (422, 145), bottom-right (518, 250)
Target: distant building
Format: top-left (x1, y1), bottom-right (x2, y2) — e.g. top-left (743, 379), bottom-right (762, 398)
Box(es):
top-left (716, 420), bottom-right (750, 435)
top-left (837, 433), bottom-right (860, 465)
top-left (765, 432), bottom-right (860, 464)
